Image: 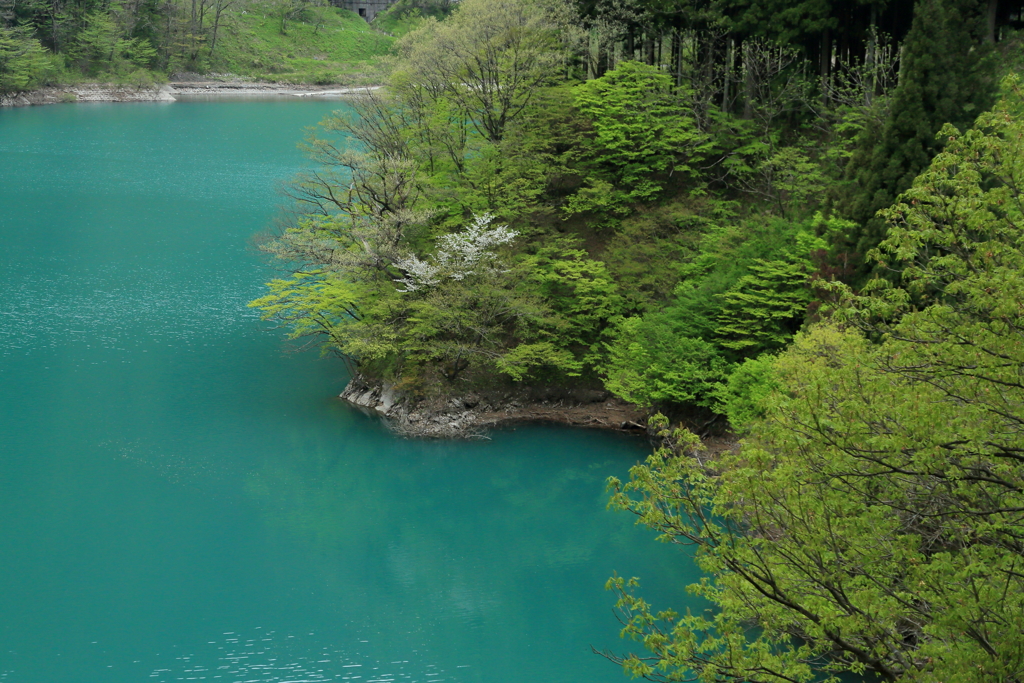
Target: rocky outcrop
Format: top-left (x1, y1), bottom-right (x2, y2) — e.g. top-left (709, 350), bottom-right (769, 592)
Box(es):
top-left (339, 373), bottom-right (648, 439)
top-left (339, 374), bottom-right (487, 438)
top-left (339, 374), bottom-right (402, 416)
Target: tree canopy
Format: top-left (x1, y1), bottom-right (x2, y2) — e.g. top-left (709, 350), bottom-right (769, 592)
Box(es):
top-left (839, 0), bottom-right (997, 267)
top-left (603, 79), bottom-right (1024, 683)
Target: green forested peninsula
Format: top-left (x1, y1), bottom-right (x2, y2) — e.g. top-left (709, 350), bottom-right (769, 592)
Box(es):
top-left (251, 0), bottom-right (1014, 417)
top-left (247, 0), bottom-right (1024, 679)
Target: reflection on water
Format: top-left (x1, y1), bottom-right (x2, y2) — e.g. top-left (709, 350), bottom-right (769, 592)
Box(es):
top-left (0, 101), bottom-right (701, 683)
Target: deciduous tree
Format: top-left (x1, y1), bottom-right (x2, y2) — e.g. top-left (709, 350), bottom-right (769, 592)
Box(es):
top-left (572, 60), bottom-right (710, 204)
top-left (395, 0), bottom-right (560, 144)
top-left (602, 78), bottom-right (1024, 683)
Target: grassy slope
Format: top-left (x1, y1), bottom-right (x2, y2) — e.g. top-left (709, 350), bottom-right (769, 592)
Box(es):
top-left (371, 11), bottom-right (425, 38)
top-left (371, 0), bottom-right (451, 39)
top-left (210, 7), bottom-right (394, 84)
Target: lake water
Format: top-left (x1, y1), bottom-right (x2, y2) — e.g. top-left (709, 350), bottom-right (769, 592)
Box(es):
top-left (0, 99), bottom-right (700, 683)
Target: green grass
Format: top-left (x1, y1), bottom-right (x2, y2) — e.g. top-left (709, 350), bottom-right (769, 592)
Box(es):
top-left (371, 0), bottom-right (454, 38)
top-left (372, 10), bottom-right (426, 38)
top-left (210, 6), bottom-right (394, 84)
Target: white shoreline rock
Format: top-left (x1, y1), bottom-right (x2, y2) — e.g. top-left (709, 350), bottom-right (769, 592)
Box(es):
top-left (339, 373), bottom-right (483, 438)
top-left (1, 84), bottom-right (175, 107)
top-left (337, 372), bottom-right (639, 440)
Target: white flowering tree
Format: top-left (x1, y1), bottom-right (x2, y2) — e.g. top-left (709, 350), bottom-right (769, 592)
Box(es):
top-left (253, 211), bottom-right (577, 383)
top-left (393, 213), bottom-right (518, 291)
top-left (390, 213), bottom-right (575, 382)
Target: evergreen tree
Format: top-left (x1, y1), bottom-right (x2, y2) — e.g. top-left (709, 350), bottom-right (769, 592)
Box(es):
top-left (714, 257), bottom-right (810, 356)
top-left (840, 0), bottom-right (995, 271)
top-left (0, 25), bottom-right (53, 93)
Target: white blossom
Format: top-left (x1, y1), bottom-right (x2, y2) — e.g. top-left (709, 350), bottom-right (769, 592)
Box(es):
top-left (394, 213), bottom-right (518, 292)
top-left (392, 254), bottom-right (441, 291)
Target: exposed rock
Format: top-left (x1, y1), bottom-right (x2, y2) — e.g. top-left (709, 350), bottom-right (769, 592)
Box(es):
top-left (379, 385), bottom-right (397, 412)
top-left (338, 373), bottom-right (648, 439)
top-left (167, 81), bottom-right (382, 97)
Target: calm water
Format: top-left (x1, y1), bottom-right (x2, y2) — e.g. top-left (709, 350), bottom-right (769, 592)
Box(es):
top-left (0, 100), bottom-right (700, 683)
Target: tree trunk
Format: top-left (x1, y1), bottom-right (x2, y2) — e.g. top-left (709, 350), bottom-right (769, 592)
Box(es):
top-left (587, 27), bottom-right (596, 79)
top-left (819, 27), bottom-right (831, 96)
top-left (987, 0), bottom-right (998, 42)
top-left (723, 37), bottom-right (734, 114)
top-left (866, 5), bottom-right (877, 105)
top-left (211, 0), bottom-right (232, 53)
top-left (672, 29), bottom-right (681, 86)
top-left (743, 40), bottom-right (754, 119)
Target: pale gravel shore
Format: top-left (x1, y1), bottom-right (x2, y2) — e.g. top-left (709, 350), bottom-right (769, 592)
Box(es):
top-left (168, 82), bottom-right (382, 96)
top-left (0, 81), bottom-right (382, 107)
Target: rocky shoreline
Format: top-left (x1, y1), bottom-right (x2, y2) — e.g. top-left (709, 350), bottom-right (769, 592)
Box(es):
top-left (339, 373), bottom-right (649, 439)
top-left (1, 78), bottom-right (380, 107)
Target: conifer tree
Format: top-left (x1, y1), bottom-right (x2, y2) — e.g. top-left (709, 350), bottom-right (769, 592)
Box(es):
top-left (714, 258), bottom-right (810, 356)
top-left (0, 26), bottom-right (52, 93)
top-left (840, 0), bottom-right (995, 271)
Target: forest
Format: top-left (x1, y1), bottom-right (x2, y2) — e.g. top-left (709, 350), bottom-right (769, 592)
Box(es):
top-left (244, 0), bottom-right (1024, 679)
top-left (250, 0), bottom-right (1017, 418)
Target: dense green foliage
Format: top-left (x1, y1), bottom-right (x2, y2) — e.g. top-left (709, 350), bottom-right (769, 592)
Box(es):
top-left (0, 25), bottom-right (54, 91)
top-left (250, 0), bottom-right (1016, 411)
top-left (571, 61), bottom-right (708, 204)
top-left (605, 81), bottom-right (1024, 683)
top-left (598, 212), bottom-right (841, 413)
top-left (839, 0), bottom-right (997, 266)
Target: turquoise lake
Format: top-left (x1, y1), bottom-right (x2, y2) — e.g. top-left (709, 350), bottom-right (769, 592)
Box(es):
top-left (0, 99), bottom-right (700, 683)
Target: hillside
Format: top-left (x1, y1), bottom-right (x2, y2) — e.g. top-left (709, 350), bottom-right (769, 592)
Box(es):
top-left (0, 2), bottom-right (395, 91)
top-left (210, 7), bottom-right (393, 84)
